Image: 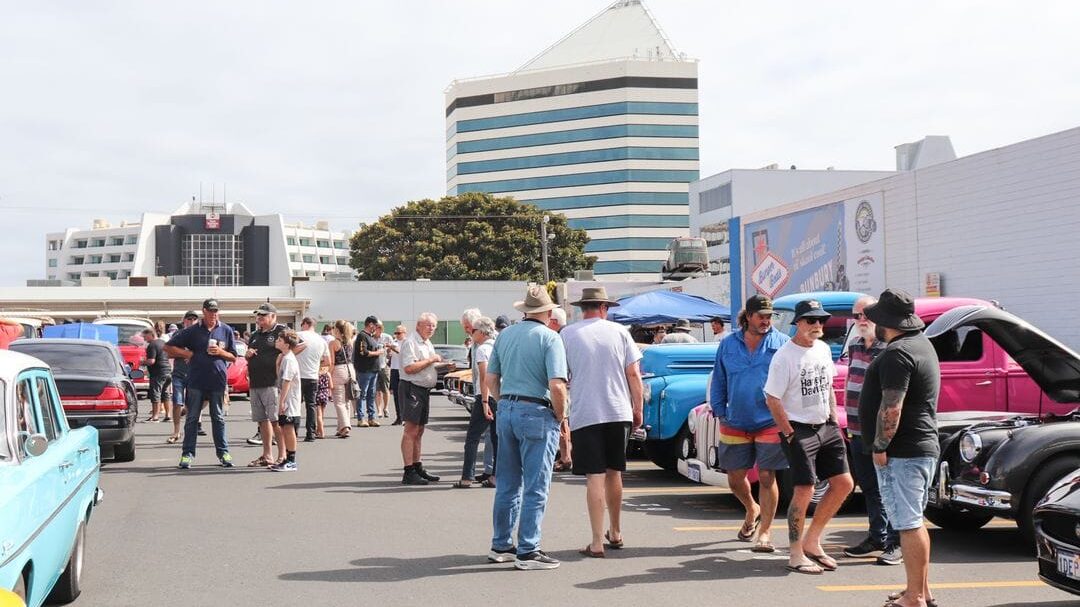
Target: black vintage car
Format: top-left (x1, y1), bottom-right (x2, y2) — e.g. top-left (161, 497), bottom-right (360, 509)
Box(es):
top-left (924, 305), bottom-right (1080, 544)
top-left (10, 338), bottom-right (143, 462)
top-left (1034, 467), bottom-right (1080, 595)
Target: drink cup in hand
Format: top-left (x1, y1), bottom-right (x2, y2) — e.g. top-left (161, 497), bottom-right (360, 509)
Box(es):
top-left (207, 338), bottom-right (219, 355)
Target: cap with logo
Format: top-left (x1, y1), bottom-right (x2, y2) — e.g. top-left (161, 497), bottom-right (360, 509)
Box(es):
top-left (745, 294), bottom-right (774, 315)
top-left (202, 298), bottom-right (220, 311)
top-left (254, 303), bottom-right (277, 315)
top-left (793, 299), bottom-right (831, 321)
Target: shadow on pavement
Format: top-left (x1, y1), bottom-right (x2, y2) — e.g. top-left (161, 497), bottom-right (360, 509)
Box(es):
top-left (279, 553), bottom-right (512, 583)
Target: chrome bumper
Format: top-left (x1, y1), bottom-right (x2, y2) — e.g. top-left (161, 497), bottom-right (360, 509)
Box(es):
top-left (948, 482), bottom-right (1012, 511)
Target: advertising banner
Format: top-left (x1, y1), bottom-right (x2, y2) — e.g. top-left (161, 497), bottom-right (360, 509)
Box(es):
top-left (742, 193), bottom-right (884, 298)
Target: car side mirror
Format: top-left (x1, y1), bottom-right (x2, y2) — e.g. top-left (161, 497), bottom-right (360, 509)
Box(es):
top-left (24, 432), bottom-right (49, 457)
top-left (129, 368), bottom-right (145, 380)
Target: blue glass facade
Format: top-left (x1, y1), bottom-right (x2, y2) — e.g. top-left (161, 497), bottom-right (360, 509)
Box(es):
top-left (452, 146), bottom-right (697, 177)
top-left (455, 169), bottom-right (699, 194)
top-left (452, 101), bottom-right (698, 135)
top-left (584, 237), bottom-right (673, 253)
top-left (566, 215), bottom-right (689, 230)
top-left (592, 260), bottom-right (665, 274)
top-left (523, 191), bottom-right (688, 210)
top-left (451, 124), bottom-right (698, 158)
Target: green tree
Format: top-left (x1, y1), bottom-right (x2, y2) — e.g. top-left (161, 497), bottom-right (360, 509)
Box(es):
top-left (349, 192), bottom-right (594, 281)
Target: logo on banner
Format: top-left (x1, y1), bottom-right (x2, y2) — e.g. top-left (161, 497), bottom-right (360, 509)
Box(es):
top-left (854, 200), bottom-right (877, 243)
top-left (750, 252), bottom-right (790, 298)
top-left (205, 212), bottom-right (220, 230)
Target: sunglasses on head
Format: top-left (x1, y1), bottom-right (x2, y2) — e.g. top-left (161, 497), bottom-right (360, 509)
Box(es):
top-left (801, 317), bottom-right (828, 325)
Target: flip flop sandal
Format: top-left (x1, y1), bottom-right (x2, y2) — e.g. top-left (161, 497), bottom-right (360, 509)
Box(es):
top-left (604, 531), bottom-right (624, 549)
top-left (751, 539), bottom-right (776, 553)
top-left (805, 552), bottom-right (838, 571)
top-left (736, 515), bottom-right (761, 541)
top-left (248, 456), bottom-right (271, 467)
top-left (785, 563), bottom-right (823, 575)
top-left (579, 546), bottom-right (605, 558)
top-left (886, 590), bottom-right (938, 607)
top-left (166, 435), bottom-right (179, 444)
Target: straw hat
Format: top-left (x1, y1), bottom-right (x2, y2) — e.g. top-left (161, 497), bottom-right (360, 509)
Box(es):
top-left (513, 285), bottom-right (559, 314)
top-left (570, 286), bottom-right (620, 307)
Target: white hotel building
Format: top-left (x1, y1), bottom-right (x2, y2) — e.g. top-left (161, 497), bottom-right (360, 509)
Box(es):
top-left (445, 0), bottom-right (698, 280)
top-left (43, 201), bottom-right (354, 287)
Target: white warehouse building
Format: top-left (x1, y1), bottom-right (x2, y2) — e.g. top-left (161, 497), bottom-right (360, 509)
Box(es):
top-left (44, 201), bottom-right (354, 287)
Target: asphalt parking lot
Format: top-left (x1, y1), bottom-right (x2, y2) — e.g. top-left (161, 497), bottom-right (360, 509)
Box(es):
top-left (81, 396), bottom-right (1077, 607)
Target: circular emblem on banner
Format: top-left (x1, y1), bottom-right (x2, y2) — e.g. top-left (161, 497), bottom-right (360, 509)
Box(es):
top-left (854, 200), bottom-right (876, 244)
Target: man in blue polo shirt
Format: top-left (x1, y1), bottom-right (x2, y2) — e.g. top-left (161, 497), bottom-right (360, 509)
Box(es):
top-left (485, 285), bottom-right (568, 571)
top-left (164, 298), bottom-right (239, 468)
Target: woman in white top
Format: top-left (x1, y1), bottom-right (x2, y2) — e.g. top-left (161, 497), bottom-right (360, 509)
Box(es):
top-left (329, 320), bottom-right (355, 438)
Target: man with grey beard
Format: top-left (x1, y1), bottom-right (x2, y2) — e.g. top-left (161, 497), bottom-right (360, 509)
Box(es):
top-left (842, 296), bottom-right (901, 565)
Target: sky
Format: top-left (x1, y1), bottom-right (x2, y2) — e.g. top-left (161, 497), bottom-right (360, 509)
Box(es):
top-left (2, 1), bottom-right (1079, 286)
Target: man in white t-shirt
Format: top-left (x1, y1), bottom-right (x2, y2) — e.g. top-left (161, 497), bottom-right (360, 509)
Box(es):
top-left (561, 287), bottom-right (644, 557)
top-left (295, 317), bottom-right (330, 442)
top-left (764, 299), bottom-right (854, 575)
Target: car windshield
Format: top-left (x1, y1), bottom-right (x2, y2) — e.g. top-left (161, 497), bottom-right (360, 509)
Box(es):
top-left (0, 378), bottom-right (8, 461)
top-left (435, 345), bottom-right (468, 362)
top-left (11, 343), bottom-right (118, 377)
top-left (773, 309), bottom-right (855, 348)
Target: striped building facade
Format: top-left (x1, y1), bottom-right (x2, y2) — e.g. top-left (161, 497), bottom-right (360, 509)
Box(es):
top-left (445, 1), bottom-right (698, 280)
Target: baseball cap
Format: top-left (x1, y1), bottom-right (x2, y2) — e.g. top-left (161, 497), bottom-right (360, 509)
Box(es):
top-left (202, 298), bottom-right (219, 311)
top-left (254, 303), bottom-right (277, 315)
top-left (745, 295), bottom-right (774, 315)
top-left (793, 299), bottom-right (831, 321)
top-left (183, 310), bottom-right (200, 320)
top-left (364, 315), bottom-right (380, 326)
top-left (495, 315), bottom-right (510, 330)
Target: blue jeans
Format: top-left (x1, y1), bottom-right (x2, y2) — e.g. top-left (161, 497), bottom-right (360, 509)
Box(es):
top-left (849, 437), bottom-right (899, 546)
top-left (356, 371), bottom-right (378, 420)
top-left (483, 430), bottom-right (495, 475)
top-left (462, 397), bottom-right (497, 480)
top-left (491, 400), bottom-right (559, 555)
top-left (182, 387), bottom-right (229, 458)
top-left (171, 375), bottom-right (186, 406)
top-left (876, 455), bottom-right (937, 531)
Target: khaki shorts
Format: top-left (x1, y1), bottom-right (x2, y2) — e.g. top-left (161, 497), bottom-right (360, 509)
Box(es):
top-left (250, 387), bottom-right (279, 423)
top-left (377, 368), bottom-right (391, 392)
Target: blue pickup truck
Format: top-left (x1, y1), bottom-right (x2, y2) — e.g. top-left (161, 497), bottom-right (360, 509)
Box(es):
top-left (640, 342), bottom-right (718, 470)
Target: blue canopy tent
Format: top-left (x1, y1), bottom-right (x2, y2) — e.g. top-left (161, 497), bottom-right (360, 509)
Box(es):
top-left (608, 290), bottom-right (730, 326)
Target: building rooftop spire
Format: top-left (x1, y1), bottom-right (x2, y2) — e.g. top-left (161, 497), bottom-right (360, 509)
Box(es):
top-left (515, 0), bottom-right (685, 73)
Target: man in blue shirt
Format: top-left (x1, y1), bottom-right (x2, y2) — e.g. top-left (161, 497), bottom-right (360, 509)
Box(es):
top-left (164, 298), bottom-right (239, 469)
top-left (485, 285), bottom-right (568, 570)
top-left (709, 295), bottom-right (790, 552)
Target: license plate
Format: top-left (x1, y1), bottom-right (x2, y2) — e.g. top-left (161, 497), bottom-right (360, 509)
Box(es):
top-left (687, 463), bottom-right (701, 483)
top-left (1058, 547), bottom-right (1080, 581)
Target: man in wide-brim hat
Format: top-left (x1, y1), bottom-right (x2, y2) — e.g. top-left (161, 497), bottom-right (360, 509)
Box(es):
top-left (570, 287), bottom-right (621, 308)
top-left (662, 318), bottom-right (698, 344)
top-left (486, 285), bottom-right (569, 569)
top-left (859, 288), bottom-right (940, 607)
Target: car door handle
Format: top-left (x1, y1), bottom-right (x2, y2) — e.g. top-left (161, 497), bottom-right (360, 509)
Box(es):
top-left (58, 461), bottom-right (74, 470)
top-left (78, 448), bottom-right (91, 454)
top-left (974, 380), bottom-right (992, 386)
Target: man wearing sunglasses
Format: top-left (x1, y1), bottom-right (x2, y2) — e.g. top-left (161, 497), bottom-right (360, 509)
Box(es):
top-left (765, 299), bottom-right (854, 575)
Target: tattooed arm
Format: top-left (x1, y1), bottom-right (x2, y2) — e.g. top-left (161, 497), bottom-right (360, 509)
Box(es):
top-left (872, 388), bottom-right (906, 454)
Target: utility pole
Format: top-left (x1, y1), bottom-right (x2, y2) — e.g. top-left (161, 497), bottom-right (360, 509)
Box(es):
top-left (540, 214), bottom-right (550, 283)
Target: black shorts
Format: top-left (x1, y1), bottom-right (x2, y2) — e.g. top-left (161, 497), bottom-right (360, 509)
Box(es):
top-left (278, 415), bottom-right (301, 429)
top-left (400, 381), bottom-right (431, 425)
top-left (780, 422), bottom-right (848, 486)
top-left (571, 422), bottom-right (631, 475)
top-left (148, 373), bottom-right (171, 403)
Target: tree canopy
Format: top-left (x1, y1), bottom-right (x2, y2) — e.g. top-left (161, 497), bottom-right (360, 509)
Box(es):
top-left (348, 193), bottom-right (594, 281)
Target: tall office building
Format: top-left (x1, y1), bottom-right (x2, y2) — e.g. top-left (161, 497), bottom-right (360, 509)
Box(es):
top-left (445, 0), bottom-right (698, 280)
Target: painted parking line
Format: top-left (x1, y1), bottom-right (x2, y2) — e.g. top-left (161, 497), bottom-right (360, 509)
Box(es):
top-left (674, 519), bottom-right (1017, 532)
top-left (817, 580), bottom-right (1046, 592)
top-left (624, 486), bottom-right (730, 495)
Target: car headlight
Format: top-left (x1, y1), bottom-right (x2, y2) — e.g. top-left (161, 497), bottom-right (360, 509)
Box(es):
top-left (959, 432), bottom-right (982, 463)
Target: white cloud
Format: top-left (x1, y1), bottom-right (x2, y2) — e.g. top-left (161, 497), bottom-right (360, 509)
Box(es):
top-left (2, 0), bottom-right (1078, 285)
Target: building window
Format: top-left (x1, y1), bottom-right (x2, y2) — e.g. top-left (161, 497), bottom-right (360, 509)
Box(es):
top-left (699, 182), bottom-right (732, 213)
top-left (306, 270), bottom-right (318, 277)
top-left (67, 273), bottom-right (80, 281)
top-left (85, 271), bottom-right (99, 278)
top-left (319, 256), bottom-right (331, 264)
top-left (123, 253), bottom-right (134, 262)
top-left (48, 258), bottom-right (57, 267)
top-left (289, 253), bottom-right (299, 262)
top-left (108, 254), bottom-right (121, 263)
top-left (334, 240), bottom-right (348, 249)
top-left (91, 238), bottom-right (106, 247)
top-left (316, 239), bottom-right (330, 248)
top-left (48, 240), bottom-right (61, 251)
top-left (302, 254), bottom-right (315, 263)
top-left (74, 240), bottom-right (87, 248)
top-left (292, 270), bottom-right (302, 276)
top-left (125, 235), bottom-right (137, 245)
top-left (47, 274), bottom-right (55, 280)
top-left (110, 237), bottom-right (125, 246)
top-left (106, 271), bottom-right (118, 280)
top-left (71, 256), bottom-right (84, 265)
top-left (180, 233), bottom-right (244, 286)
top-left (119, 270), bottom-right (130, 278)
top-left (299, 238), bottom-right (314, 247)
top-left (337, 257), bottom-right (349, 265)
top-left (88, 255), bottom-right (102, 264)
top-left (287, 236), bottom-right (297, 246)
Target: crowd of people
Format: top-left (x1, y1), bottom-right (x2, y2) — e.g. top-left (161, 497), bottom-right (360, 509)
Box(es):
top-left (143, 284), bottom-right (939, 604)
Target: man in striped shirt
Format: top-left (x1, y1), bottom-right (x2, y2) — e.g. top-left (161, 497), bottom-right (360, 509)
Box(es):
top-left (841, 296), bottom-right (900, 565)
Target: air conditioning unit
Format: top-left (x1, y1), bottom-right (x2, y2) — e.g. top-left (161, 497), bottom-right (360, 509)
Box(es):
top-left (574, 270), bottom-right (594, 281)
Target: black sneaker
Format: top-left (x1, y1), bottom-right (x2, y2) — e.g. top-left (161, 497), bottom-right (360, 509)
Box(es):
top-left (876, 544), bottom-right (903, 565)
top-left (402, 468), bottom-right (429, 486)
top-left (197, 425), bottom-right (207, 436)
top-left (487, 547), bottom-right (516, 563)
top-left (416, 463), bottom-right (440, 482)
top-left (303, 436), bottom-right (316, 443)
top-left (843, 537), bottom-right (885, 558)
top-left (514, 551), bottom-right (560, 570)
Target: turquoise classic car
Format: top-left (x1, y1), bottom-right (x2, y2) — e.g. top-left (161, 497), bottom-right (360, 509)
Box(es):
top-left (0, 350), bottom-right (103, 606)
